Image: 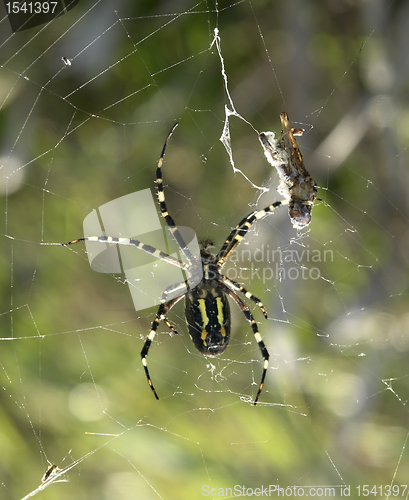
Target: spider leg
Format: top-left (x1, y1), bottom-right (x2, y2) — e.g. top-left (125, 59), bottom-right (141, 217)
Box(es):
top-left (141, 293), bottom-right (185, 400)
top-left (164, 317), bottom-right (179, 335)
top-left (63, 124), bottom-right (197, 272)
top-left (219, 282), bottom-right (269, 405)
top-left (221, 274), bottom-right (268, 319)
top-left (155, 123), bottom-right (179, 229)
top-left (216, 199), bottom-right (288, 267)
top-left (158, 277), bottom-right (195, 335)
top-left (156, 123), bottom-right (196, 265)
top-left (62, 235), bottom-right (190, 272)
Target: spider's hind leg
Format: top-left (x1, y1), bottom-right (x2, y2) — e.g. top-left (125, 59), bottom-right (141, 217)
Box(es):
top-left (219, 282), bottom-right (269, 405)
top-left (140, 293), bottom-right (185, 400)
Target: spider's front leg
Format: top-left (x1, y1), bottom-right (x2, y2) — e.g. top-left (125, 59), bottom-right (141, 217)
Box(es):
top-left (216, 199), bottom-right (287, 268)
top-left (155, 123), bottom-right (196, 266)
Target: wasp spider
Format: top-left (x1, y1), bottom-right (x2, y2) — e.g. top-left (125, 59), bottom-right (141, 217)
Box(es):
top-left (64, 123), bottom-right (288, 404)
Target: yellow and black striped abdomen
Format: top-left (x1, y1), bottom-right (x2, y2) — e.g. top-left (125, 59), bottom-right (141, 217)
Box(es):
top-left (185, 281), bottom-right (231, 356)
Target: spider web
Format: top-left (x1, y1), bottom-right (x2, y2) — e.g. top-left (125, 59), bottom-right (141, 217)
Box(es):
top-left (0, 1), bottom-right (409, 499)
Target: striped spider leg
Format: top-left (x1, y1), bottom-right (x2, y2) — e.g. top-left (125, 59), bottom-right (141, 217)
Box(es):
top-left (63, 124), bottom-right (285, 404)
top-left (211, 199), bottom-right (290, 404)
top-left (259, 112), bottom-right (317, 229)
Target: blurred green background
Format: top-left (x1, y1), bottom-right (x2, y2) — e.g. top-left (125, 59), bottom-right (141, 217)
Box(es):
top-left (0, 1), bottom-right (408, 498)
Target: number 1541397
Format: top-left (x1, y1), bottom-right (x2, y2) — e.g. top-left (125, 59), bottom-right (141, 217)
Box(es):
top-left (356, 485), bottom-right (407, 497)
top-left (5, 2), bottom-right (58, 14)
